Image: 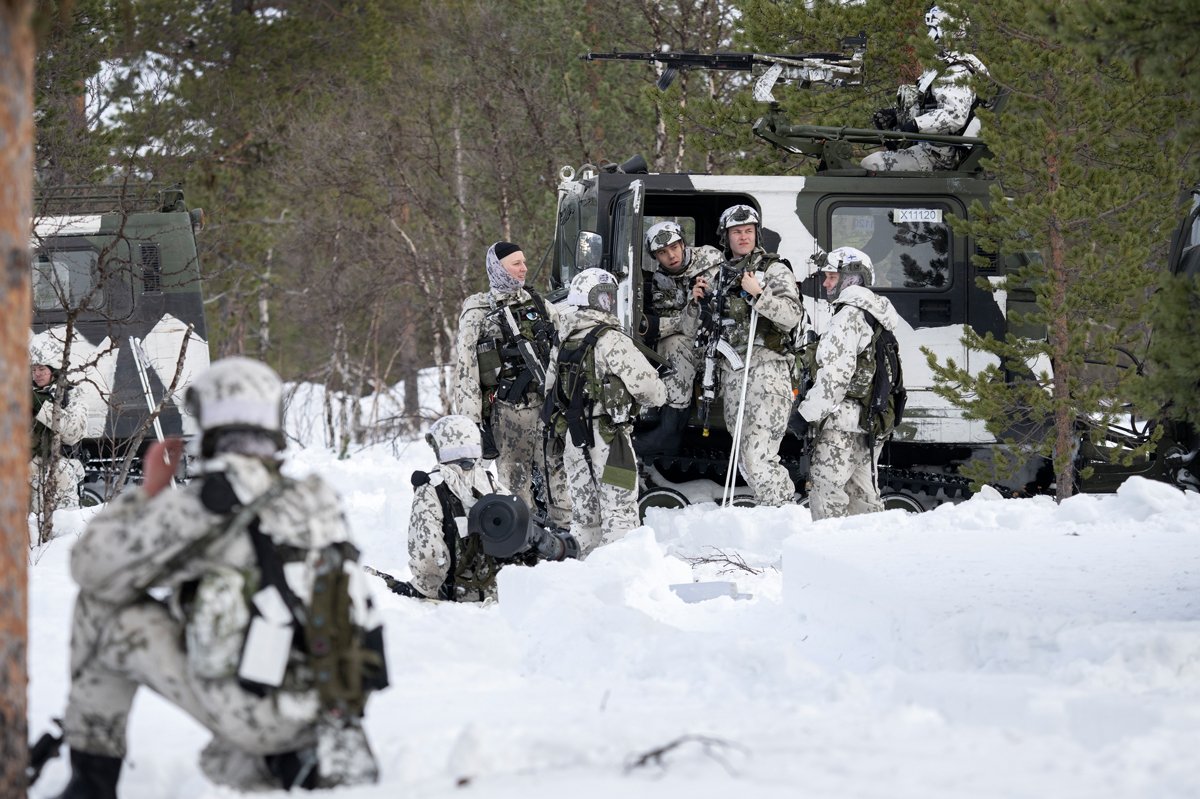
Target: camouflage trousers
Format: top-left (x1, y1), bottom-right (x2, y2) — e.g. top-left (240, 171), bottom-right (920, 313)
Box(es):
top-left (491, 400), bottom-right (571, 526)
top-left (809, 427), bottom-right (884, 520)
top-left (657, 331), bottom-right (698, 409)
top-left (562, 422), bottom-right (641, 556)
top-left (62, 592), bottom-right (320, 762)
top-left (861, 143), bottom-right (956, 172)
top-left (721, 358), bottom-right (796, 507)
top-left (29, 455), bottom-right (83, 514)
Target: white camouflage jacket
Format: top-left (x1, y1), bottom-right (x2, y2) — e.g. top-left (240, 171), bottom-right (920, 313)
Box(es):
top-left (798, 286), bottom-right (901, 433)
top-left (406, 463), bottom-right (501, 600)
top-left (557, 307), bottom-right (667, 416)
top-left (452, 287), bottom-right (563, 423)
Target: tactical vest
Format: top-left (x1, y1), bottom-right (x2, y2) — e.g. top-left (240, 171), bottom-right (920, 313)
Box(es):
top-left (476, 290), bottom-right (554, 406)
top-left (542, 324), bottom-right (635, 449)
top-left (30, 385), bottom-right (72, 459)
top-left (719, 254), bottom-right (792, 354)
top-left (647, 269), bottom-right (691, 318)
top-left (184, 473), bottom-right (389, 717)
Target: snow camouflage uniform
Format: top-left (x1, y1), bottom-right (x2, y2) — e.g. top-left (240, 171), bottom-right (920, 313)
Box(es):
top-left (860, 50), bottom-right (987, 172)
top-left (59, 359), bottom-right (386, 793)
top-left (798, 285), bottom-right (902, 519)
top-left (453, 247), bottom-right (570, 526)
top-left (549, 270), bottom-right (667, 555)
top-left (407, 415), bottom-right (509, 602)
top-left (684, 248), bottom-right (804, 506)
top-left (643, 242), bottom-right (725, 408)
top-left (30, 342), bottom-right (86, 513)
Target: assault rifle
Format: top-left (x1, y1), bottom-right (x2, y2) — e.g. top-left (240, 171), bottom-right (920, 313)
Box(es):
top-left (486, 304), bottom-right (551, 398)
top-left (695, 262), bottom-right (748, 436)
top-left (583, 36), bottom-right (865, 103)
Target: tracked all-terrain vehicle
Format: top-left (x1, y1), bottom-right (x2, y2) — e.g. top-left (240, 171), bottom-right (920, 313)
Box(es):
top-left (31, 184), bottom-right (211, 503)
top-left (556, 54), bottom-right (1195, 515)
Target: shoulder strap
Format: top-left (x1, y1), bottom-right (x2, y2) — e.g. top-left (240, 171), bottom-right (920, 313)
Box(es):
top-left (432, 478), bottom-right (464, 600)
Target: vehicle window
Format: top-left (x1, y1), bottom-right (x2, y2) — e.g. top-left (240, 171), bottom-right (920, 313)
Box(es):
top-left (640, 215), bottom-right (697, 271)
top-left (33, 248), bottom-right (103, 311)
top-left (557, 195), bottom-right (581, 284)
top-left (831, 205), bottom-right (952, 290)
top-left (613, 194), bottom-right (635, 277)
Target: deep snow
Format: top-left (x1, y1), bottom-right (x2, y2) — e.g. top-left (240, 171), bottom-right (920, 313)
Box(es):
top-left (25, 401), bottom-right (1200, 798)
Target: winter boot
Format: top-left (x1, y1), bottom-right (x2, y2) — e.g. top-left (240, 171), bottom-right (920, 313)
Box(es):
top-left (633, 405), bottom-right (691, 461)
top-left (52, 749), bottom-right (122, 799)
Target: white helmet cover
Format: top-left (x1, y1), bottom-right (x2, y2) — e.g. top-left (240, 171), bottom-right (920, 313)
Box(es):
top-left (645, 221), bottom-right (685, 255)
top-left (185, 356), bottom-right (284, 443)
top-left (426, 414), bottom-right (482, 463)
top-left (718, 204), bottom-right (760, 233)
top-left (925, 4), bottom-right (966, 42)
top-left (566, 267), bottom-right (618, 313)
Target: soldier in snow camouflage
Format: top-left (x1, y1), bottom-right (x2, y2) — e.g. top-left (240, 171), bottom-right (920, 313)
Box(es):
top-left (53, 358), bottom-right (384, 796)
top-left (547, 269), bottom-right (667, 555)
top-left (407, 414), bottom-right (507, 601)
top-left (685, 205), bottom-right (805, 506)
top-left (30, 339), bottom-right (86, 514)
top-left (861, 4), bottom-right (988, 172)
top-left (452, 241), bottom-right (571, 526)
top-left (635, 221), bottom-right (724, 459)
top-left (798, 248), bottom-right (901, 519)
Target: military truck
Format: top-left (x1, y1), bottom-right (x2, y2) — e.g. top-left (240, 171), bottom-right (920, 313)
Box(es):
top-left (31, 184), bottom-right (211, 503)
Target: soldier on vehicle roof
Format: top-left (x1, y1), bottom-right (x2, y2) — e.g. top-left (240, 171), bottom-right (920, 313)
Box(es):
top-left (862, 4), bottom-right (988, 172)
top-left (634, 220), bottom-right (724, 460)
top-left (452, 241), bottom-right (571, 527)
top-left (50, 357), bottom-right (387, 797)
top-left (685, 205), bottom-right (805, 506)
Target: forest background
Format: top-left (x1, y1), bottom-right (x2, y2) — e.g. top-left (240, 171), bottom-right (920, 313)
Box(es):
top-left (31, 0), bottom-right (1200, 447)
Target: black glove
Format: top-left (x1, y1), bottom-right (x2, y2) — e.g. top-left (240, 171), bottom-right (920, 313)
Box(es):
top-left (899, 118), bottom-right (919, 133)
top-left (872, 107), bottom-right (898, 130)
top-left (639, 313), bottom-right (661, 348)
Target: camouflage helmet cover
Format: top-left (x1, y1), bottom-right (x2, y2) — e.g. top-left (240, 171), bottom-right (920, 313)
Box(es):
top-left (566, 267), bottom-right (618, 313)
top-left (645, 221), bottom-right (685, 255)
top-left (426, 414), bottom-right (482, 464)
top-left (718, 204), bottom-right (760, 233)
top-left (184, 356), bottom-right (284, 444)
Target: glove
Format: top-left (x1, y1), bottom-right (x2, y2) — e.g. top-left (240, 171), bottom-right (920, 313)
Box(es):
top-left (639, 313), bottom-right (661, 348)
top-left (871, 107), bottom-right (898, 131)
top-left (899, 118), bottom-right (919, 133)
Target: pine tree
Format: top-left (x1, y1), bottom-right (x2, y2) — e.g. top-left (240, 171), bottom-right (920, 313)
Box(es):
top-left (924, 0), bottom-right (1192, 500)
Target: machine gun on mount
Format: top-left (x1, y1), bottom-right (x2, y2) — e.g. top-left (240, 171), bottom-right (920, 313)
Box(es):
top-left (583, 35), bottom-right (866, 103)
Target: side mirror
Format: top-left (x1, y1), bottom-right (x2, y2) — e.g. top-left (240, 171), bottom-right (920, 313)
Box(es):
top-left (576, 231), bottom-right (602, 271)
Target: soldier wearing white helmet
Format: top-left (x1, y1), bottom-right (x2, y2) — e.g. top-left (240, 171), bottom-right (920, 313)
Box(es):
top-left (544, 268), bottom-right (666, 555)
top-left (635, 221), bottom-right (724, 459)
top-left (685, 204), bottom-right (805, 506)
top-left (29, 338), bottom-right (87, 515)
top-left (54, 357), bottom-right (387, 795)
top-left (452, 241), bottom-right (570, 529)
top-left (862, 3), bottom-right (988, 172)
top-left (798, 249), bottom-right (903, 519)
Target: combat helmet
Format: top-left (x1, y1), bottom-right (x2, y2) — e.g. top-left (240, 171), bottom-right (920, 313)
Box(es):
top-left (566, 268), bottom-right (618, 314)
top-left (645, 221), bottom-right (685, 255)
top-left (426, 415), bottom-right (482, 465)
top-left (185, 357), bottom-right (285, 452)
top-left (717, 204), bottom-right (760, 249)
top-left (822, 246), bottom-right (875, 301)
top-left (925, 4), bottom-right (967, 42)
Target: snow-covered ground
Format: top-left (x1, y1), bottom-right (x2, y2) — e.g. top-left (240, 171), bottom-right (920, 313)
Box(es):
top-left (27, 395), bottom-right (1200, 797)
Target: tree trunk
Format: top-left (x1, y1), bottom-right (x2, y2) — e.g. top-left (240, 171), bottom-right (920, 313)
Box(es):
top-left (0, 1), bottom-right (34, 793)
top-left (1046, 151), bottom-right (1076, 501)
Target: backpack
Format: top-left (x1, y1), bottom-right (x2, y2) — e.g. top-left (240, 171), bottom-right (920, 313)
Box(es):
top-left (860, 310), bottom-right (907, 446)
top-left (184, 472), bottom-right (389, 719)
